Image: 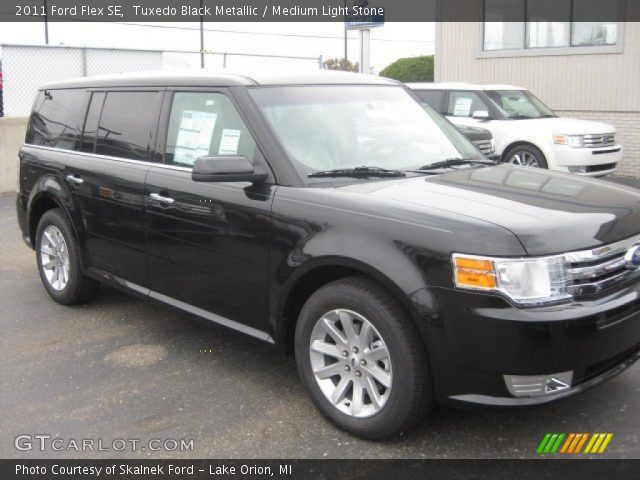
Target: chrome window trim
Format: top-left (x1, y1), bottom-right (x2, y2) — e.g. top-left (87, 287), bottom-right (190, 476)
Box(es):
top-left (21, 143), bottom-right (192, 173)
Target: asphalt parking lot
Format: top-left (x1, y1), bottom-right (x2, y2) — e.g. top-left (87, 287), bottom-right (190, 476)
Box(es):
top-left (1, 180), bottom-right (640, 459)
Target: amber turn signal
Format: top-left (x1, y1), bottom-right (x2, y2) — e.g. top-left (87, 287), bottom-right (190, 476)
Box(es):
top-left (453, 255), bottom-right (497, 290)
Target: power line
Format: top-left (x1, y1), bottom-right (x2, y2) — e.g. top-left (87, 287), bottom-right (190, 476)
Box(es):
top-left (0, 13), bottom-right (434, 44)
top-left (113, 22), bottom-right (435, 44)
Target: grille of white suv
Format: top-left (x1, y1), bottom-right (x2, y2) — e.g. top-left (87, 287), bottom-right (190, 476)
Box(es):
top-left (583, 133), bottom-right (616, 148)
top-left (473, 139), bottom-right (493, 155)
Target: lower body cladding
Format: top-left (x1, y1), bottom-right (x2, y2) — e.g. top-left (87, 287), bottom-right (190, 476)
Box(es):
top-left (411, 284), bottom-right (640, 407)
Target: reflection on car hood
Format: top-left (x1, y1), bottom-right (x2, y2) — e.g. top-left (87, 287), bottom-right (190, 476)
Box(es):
top-left (338, 164), bottom-right (640, 255)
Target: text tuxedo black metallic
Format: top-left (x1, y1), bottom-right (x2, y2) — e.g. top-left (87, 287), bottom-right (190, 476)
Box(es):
top-left (16, 72), bottom-right (640, 439)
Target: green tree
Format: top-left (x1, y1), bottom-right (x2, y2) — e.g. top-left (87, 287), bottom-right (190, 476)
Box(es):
top-left (379, 55), bottom-right (434, 82)
top-left (323, 58), bottom-right (359, 72)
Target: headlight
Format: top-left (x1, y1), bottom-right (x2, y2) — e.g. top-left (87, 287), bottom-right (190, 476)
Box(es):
top-left (490, 137), bottom-right (496, 153)
top-left (452, 253), bottom-right (572, 306)
top-left (553, 134), bottom-right (584, 148)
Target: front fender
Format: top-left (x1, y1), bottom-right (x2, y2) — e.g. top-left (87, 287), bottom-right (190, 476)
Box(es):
top-left (269, 218), bottom-right (441, 347)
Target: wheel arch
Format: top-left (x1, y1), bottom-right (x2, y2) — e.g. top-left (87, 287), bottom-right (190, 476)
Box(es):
top-left (27, 176), bottom-right (78, 249)
top-left (274, 256), bottom-right (428, 354)
top-left (501, 140), bottom-right (548, 164)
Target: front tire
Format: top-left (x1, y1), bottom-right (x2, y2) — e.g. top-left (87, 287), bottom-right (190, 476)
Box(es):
top-left (35, 209), bottom-right (100, 305)
top-left (504, 144), bottom-right (548, 169)
top-left (295, 276), bottom-right (433, 439)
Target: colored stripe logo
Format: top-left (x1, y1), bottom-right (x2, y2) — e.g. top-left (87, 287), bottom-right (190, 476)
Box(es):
top-left (537, 433), bottom-right (613, 454)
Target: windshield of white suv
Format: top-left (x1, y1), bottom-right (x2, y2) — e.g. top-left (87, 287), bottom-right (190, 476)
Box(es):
top-left (486, 90), bottom-right (556, 120)
top-left (249, 85), bottom-right (483, 180)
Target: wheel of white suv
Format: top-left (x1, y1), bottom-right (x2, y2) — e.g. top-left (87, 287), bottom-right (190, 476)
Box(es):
top-left (295, 276), bottom-right (433, 439)
top-left (504, 144), bottom-right (548, 169)
top-left (35, 209), bottom-right (100, 305)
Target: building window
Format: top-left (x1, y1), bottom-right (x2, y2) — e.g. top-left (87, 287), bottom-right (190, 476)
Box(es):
top-left (483, 0), bottom-right (622, 53)
top-left (571, 22), bottom-right (618, 46)
top-left (526, 0), bottom-right (570, 48)
top-left (484, 0), bottom-right (525, 50)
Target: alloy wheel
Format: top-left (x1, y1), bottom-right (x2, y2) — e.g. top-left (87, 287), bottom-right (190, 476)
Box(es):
top-left (40, 225), bottom-right (70, 291)
top-left (508, 150), bottom-right (540, 167)
top-left (309, 309), bottom-right (392, 418)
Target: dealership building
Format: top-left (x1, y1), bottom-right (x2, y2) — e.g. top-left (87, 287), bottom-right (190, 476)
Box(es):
top-left (435, 1), bottom-right (640, 176)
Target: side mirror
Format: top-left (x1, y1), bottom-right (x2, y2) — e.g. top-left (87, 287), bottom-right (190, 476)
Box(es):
top-left (472, 110), bottom-right (491, 121)
top-left (192, 156), bottom-right (268, 183)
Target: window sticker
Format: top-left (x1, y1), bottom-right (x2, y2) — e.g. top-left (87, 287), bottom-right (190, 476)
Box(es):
top-left (453, 97), bottom-right (473, 117)
top-left (174, 110), bottom-right (217, 166)
top-left (218, 129), bottom-right (242, 155)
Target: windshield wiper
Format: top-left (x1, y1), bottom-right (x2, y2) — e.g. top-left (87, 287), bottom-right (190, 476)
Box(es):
top-left (308, 166), bottom-right (406, 178)
top-left (416, 158), bottom-right (495, 171)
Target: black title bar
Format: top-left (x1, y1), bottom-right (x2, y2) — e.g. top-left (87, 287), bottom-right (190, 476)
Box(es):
top-left (0, 0), bottom-right (636, 23)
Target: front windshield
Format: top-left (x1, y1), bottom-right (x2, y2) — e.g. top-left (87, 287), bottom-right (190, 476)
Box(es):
top-left (248, 85), bottom-right (482, 180)
top-left (486, 90), bottom-right (556, 119)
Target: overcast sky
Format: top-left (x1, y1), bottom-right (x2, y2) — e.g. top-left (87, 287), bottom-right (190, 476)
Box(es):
top-left (0, 21), bottom-right (434, 73)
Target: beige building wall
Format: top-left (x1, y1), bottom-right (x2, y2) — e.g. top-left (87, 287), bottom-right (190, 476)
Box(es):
top-left (435, 22), bottom-right (640, 176)
top-left (0, 117), bottom-right (28, 194)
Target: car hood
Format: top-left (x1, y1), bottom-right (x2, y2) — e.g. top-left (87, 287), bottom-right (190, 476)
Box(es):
top-left (516, 117), bottom-right (615, 135)
top-left (338, 164), bottom-right (640, 255)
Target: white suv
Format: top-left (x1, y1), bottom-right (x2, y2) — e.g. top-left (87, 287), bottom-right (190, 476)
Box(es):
top-left (407, 83), bottom-right (622, 177)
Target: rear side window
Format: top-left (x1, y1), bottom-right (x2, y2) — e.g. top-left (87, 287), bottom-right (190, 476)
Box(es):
top-left (26, 89), bottom-right (87, 150)
top-left (95, 91), bottom-right (160, 161)
top-left (413, 90), bottom-right (444, 112)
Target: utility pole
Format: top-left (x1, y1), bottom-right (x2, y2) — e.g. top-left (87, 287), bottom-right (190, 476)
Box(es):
top-left (199, 0), bottom-right (205, 69)
top-left (359, 28), bottom-right (370, 74)
top-left (343, 0), bottom-right (348, 62)
top-left (43, 0), bottom-right (49, 44)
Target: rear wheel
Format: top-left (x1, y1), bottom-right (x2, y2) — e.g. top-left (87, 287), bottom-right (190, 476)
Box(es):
top-left (295, 276), bottom-right (433, 439)
top-left (504, 144), bottom-right (548, 169)
top-left (35, 209), bottom-right (100, 305)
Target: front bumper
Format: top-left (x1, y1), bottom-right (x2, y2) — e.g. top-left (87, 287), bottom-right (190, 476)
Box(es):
top-left (420, 283), bottom-right (640, 407)
top-left (550, 144), bottom-right (623, 177)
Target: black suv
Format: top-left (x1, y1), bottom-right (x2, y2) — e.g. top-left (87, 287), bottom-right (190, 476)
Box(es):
top-left (16, 72), bottom-right (640, 439)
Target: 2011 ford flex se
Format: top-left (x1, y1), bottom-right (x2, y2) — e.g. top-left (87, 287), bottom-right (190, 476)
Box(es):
top-left (16, 72), bottom-right (640, 439)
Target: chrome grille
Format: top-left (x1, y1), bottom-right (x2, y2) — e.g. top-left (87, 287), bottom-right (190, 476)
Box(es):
top-left (567, 234), bottom-right (640, 297)
top-left (583, 133), bottom-right (616, 148)
top-left (473, 139), bottom-right (493, 155)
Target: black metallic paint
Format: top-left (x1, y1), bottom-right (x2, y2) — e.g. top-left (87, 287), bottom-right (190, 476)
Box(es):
top-left (145, 166), bottom-right (275, 331)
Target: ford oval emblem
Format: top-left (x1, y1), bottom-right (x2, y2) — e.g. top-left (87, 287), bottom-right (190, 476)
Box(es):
top-left (624, 245), bottom-right (640, 270)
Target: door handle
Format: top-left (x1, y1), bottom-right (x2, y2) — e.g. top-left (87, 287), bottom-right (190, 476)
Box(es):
top-left (149, 192), bottom-right (175, 205)
top-left (66, 174), bottom-right (84, 186)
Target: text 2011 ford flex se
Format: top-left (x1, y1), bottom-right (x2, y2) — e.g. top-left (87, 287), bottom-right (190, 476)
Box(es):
top-left (16, 72), bottom-right (640, 439)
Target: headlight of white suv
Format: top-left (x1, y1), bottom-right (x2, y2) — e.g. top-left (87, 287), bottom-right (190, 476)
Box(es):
top-left (452, 253), bottom-right (572, 306)
top-left (553, 134), bottom-right (584, 148)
